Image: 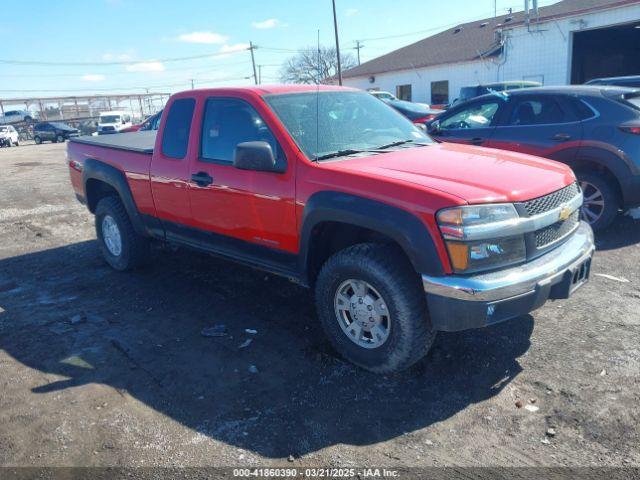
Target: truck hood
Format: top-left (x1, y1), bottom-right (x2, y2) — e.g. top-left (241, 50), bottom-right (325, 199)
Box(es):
top-left (332, 142), bottom-right (576, 204)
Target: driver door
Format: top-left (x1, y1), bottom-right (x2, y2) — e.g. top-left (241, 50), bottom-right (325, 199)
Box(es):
top-left (431, 98), bottom-right (506, 146)
top-left (187, 96), bottom-right (297, 254)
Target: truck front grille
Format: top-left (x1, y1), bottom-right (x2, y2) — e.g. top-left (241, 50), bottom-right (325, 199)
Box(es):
top-left (524, 182), bottom-right (580, 216)
top-left (535, 210), bottom-right (580, 248)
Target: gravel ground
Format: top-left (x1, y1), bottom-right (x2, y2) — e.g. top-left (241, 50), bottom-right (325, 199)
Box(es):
top-left (0, 143), bottom-right (638, 470)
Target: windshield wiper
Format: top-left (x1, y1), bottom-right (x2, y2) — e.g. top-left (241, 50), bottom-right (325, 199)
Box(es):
top-left (315, 149), bottom-right (366, 161)
top-left (374, 139), bottom-right (433, 150)
top-left (374, 139), bottom-right (415, 150)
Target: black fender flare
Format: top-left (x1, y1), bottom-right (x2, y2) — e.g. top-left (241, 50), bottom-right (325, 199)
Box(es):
top-left (298, 191), bottom-right (445, 283)
top-left (565, 146), bottom-right (639, 206)
top-left (82, 159), bottom-right (150, 237)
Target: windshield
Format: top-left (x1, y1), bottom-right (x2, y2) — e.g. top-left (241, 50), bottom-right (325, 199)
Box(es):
top-left (265, 91), bottom-right (431, 160)
top-left (100, 115), bottom-right (121, 123)
top-left (50, 122), bottom-right (70, 129)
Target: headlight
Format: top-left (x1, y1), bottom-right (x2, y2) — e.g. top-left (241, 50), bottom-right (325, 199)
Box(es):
top-left (437, 204), bottom-right (526, 274)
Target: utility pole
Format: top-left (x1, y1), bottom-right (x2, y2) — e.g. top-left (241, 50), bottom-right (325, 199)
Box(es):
top-left (354, 40), bottom-right (363, 65)
top-left (249, 42), bottom-right (258, 85)
top-left (331, 0), bottom-right (342, 85)
top-left (190, 79), bottom-right (195, 89)
top-left (258, 65), bottom-right (262, 84)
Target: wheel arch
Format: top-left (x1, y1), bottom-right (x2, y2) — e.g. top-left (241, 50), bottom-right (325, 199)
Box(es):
top-left (299, 191), bottom-right (445, 286)
top-left (82, 159), bottom-right (149, 237)
top-left (566, 154), bottom-right (624, 207)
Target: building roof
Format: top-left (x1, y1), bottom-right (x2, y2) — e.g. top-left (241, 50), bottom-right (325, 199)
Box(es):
top-left (343, 0), bottom-right (640, 79)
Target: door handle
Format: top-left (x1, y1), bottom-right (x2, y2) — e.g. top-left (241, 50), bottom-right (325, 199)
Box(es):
top-left (191, 171), bottom-right (213, 187)
top-left (552, 133), bottom-right (572, 141)
top-left (470, 137), bottom-right (485, 145)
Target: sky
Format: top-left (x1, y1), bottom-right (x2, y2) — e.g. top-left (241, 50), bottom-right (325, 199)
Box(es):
top-left (0, 0), bottom-right (561, 100)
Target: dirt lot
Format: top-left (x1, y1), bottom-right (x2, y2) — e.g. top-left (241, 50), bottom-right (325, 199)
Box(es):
top-left (0, 142), bottom-right (639, 470)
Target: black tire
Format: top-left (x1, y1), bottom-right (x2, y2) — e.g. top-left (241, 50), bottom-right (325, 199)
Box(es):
top-left (5, 139), bottom-right (11, 147)
top-left (34, 136), bottom-right (42, 144)
top-left (56, 134), bottom-right (65, 143)
top-left (577, 172), bottom-right (619, 230)
top-left (95, 196), bottom-right (149, 271)
top-left (315, 243), bottom-right (436, 373)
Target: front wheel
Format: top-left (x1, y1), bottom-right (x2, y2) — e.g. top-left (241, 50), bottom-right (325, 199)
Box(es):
top-left (95, 196), bottom-right (149, 271)
top-left (315, 243), bottom-right (435, 373)
top-left (34, 136), bottom-right (42, 144)
top-left (56, 134), bottom-right (65, 143)
top-left (578, 173), bottom-right (619, 230)
top-left (5, 139), bottom-right (11, 147)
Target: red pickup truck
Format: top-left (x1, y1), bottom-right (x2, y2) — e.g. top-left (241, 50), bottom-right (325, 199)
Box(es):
top-left (68, 85), bottom-right (595, 373)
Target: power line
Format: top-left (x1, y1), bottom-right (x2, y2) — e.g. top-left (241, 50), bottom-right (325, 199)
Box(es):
top-left (0, 50), bottom-right (251, 67)
top-left (0, 75), bottom-right (252, 94)
top-left (0, 60), bottom-right (253, 78)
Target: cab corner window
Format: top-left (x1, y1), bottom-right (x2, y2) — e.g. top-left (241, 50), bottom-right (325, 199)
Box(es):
top-left (161, 97), bottom-right (196, 159)
top-left (200, 98), bottom-right (281, 165)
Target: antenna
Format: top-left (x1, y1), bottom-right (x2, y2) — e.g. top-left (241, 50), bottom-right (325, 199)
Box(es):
top-left (315, 29), bottom-right (320, 162)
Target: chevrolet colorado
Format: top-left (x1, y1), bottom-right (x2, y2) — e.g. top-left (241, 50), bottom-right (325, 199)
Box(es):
top-left (68, 85), bottom-right (595, 373)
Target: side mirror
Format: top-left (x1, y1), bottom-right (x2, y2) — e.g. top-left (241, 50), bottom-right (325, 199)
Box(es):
top-left (233, 141), bottom-right (281, 173)
top-left (427, 119), bottom-right (441, 134)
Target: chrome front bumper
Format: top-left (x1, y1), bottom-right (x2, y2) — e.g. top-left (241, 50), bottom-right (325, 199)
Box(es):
top-left (422, 221), bottom-right (595, 331)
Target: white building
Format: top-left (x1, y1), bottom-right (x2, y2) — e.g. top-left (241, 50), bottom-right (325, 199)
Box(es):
top-left (342, 0), bottom-right (640, 105)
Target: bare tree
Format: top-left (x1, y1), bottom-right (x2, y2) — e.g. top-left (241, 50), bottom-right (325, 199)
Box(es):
top-left (279, 46), bottom-right (357, 84)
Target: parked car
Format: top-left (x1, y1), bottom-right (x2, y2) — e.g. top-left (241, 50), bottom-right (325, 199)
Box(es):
top-left (383, 99), bottom-right (442, 127)
top-left (33, 122), bottom-right (79, 144)
top-left (370, 90), bottom-right (398, 102)
top-left (0, 109), bottom-right (36, 124)
top-left (371, 90), bottom-right (431, 108)
top-left (78, 119), bottom-right (98, 136)
top-left (0, 125), bottom-right (20, 146)
top-left (97, 111), bottom-right (133, 134)
top-left (586, 75), bottom-right (640, 88)
top-left (67, 85), bottom-right (594, 373)
top-left (451, 81), bottom-right (542, 107)
top-left (427, 86), bottom-right (640, 229)
top-left (121, 109), bottom-right (163, 133)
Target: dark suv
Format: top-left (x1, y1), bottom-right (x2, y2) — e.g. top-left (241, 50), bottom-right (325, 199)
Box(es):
top-left (428, 86), bottom-right (640, 229)
top-left (34, 122), bottom-right (79, 144)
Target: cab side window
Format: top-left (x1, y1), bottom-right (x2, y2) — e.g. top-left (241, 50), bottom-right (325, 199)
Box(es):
top-left (440, 101), bottom-right (501, 130)
top-left (200, 98), bottom-right (282, 165)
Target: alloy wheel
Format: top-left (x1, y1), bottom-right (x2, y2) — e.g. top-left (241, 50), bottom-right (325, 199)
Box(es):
top-left (579, 180), bottom-right (605, 225)
top-left (101, 215), bottom-right (122, 257)
top-left (334, 279), bottom-right (391, 349)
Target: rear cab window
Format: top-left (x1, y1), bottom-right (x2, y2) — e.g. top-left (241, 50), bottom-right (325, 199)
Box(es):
top-left (161, 98), bottom-right (196, 159)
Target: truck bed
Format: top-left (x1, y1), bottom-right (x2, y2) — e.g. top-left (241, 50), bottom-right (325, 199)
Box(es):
top-left (69, 131), bottom-right (156, 154)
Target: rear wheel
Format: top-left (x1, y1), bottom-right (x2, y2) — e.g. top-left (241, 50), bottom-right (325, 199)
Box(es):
top-left (315, 243), bottom-right (436, 373)
top-left (5, 139), bottom-right (11, 147)
top-left (95, 196), bottom-right (149, 271)
top-left (577, 172), bottom-right (619, 230)
top-left (56, 134), bottom-right (65, 143)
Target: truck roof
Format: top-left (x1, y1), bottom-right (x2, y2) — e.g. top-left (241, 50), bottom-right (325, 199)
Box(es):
top-left (177, 84), bottom-right (358, 97)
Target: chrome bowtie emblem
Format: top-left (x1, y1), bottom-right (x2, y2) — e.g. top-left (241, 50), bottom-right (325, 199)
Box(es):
top-left (559, 205), bottom-right (572, 221)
